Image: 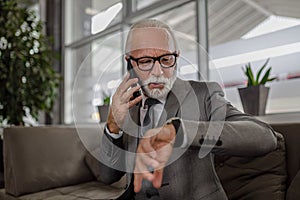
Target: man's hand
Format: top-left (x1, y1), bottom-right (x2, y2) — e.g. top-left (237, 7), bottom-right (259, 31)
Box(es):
top-left (134, 124), bottom-right (176, 193)
top-left (107, 73), bottom-right (142, 133)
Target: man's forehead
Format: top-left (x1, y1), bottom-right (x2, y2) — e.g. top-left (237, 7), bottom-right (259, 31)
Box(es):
top-left (126, 27), bottom-right (176, 53)
top-left (129, 48), bottom-right (173, 57)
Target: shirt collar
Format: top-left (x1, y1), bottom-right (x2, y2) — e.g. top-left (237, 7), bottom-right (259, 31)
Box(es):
top-left (141, 92), bottom-right (166, 107)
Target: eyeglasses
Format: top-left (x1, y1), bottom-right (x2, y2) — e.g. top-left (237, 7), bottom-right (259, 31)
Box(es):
top-left (129, 52), bottom-right (178, 71)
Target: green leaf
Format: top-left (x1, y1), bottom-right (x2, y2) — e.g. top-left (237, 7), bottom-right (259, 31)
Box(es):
top-left (103, 97), bottom-right (110, 105)
top-left (268, 77), bottom-right (277, 82)
top-left (246, 63), bottom-right (255, 86)
top-left (256, 58), bottom-right (270, 84)
top-left (0, 0), bottom-right (61, 125)
top-left (241, 58), bottom-right (275, 87)
top-left (260, 67), bottom-right (272, 85)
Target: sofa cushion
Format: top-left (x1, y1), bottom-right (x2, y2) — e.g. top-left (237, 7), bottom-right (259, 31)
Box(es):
top-left (85, 147), bottom-right (127, 189)
top-left (85, 148), bottom-right (105, 182)
top-left (3, 127), bottom-right (100, 196)
top-left (286, 170), bottom-right (300, 200)
top-left (215, 132), bottom-right (286, 200)
top-left (0, 181), bottom-right (125, 200)
top-left (271, 123), bottom-right (300, 186)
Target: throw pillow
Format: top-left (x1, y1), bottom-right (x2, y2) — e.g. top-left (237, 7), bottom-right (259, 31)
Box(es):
top-left (215, 132), bottom-right (287, 200)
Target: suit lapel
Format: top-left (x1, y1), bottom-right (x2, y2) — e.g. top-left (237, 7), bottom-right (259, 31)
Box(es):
top-left (125, 103), bottom-right (140, 152)
top-left (157, 78), bottom-right (191, 127)
top-left (124, 103), bottom-right (141, 185)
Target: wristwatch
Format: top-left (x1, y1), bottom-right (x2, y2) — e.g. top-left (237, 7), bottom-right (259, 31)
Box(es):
top-left (166, 117), bottom-right (181, 134)
top-left (166, 117), bottom-right (188, 148)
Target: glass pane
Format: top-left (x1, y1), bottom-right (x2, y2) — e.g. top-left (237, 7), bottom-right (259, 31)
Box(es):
top-left (153, 2), bottom-right (199, 81)
top-left (136, 0), bottom-right (161, 10)
top-left (208, 0), bottom-right (300, 114)
top-left (65, 32), bottom-right (122, 124)
top-left (65, 0), bottom-right (122, 44)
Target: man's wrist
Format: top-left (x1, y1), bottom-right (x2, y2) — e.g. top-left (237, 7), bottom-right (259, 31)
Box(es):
top-left (105, 125), bottom-right (124, 140)
top-left (107, 121), bottom-right (120, 134)
top-left (107, 109), bottom-right (120, 134)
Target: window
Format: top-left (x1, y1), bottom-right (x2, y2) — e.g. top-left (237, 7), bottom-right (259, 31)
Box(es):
top-left (65, 0), bottom-right (122, 44)
top-left (63, 0), bottom-right (300, 123)
top-left (64, 0), bottom-right (201, 124)
top-left (154, 2), bottom-right (199, 80)
top-left (136, 0), bottom-right (161, 10)
top-left (208, 0), bottom-right (300, 113)
top-left (65, 33), bottom-right (122, 124)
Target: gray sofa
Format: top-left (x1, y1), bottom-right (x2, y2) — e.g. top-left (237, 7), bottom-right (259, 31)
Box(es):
top-left (0, 125), bottom-right (125, 200)
top-left (0, 123), bottom-right (299, 200)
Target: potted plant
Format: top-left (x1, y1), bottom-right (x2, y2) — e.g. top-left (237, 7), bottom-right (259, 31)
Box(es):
top-left (97, 92), bottom-right (110, 123)
top-left (0, 0), bottom-right (61, 126)
top-left (238, 58), bottom-right (276, 115)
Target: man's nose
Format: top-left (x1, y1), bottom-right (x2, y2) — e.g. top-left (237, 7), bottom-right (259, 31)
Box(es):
top-left (151, 60), bottom-right (163, 76)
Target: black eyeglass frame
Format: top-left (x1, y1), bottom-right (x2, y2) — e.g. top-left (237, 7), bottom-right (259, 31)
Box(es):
top-left (128, 52), bottom-right (178, 71)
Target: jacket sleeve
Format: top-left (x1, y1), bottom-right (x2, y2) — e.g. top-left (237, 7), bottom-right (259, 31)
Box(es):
top-left (97, 126), bottom-right (125, 184)
top-left (179, 82), bottom-right (277, 157)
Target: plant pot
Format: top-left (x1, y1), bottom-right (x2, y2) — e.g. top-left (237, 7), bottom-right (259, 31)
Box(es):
top-left (97, 105), bottom-right (109, 123)
top-left (238, 85), bottom-right (270, 116)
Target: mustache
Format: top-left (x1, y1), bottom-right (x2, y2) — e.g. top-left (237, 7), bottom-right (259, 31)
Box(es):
top-left (142, 76), bottom-right (169, 86)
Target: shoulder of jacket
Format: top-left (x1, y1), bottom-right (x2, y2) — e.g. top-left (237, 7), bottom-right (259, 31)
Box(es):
top-left (187, 80), bottom-right (222, 90)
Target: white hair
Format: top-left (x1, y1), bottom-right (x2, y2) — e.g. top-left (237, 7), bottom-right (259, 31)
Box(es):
top-left (125, 19), bottom-right (178, 53)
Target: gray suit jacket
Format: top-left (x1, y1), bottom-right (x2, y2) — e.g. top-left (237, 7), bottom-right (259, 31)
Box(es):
top-left (99, 78), bottom-right (277, 200)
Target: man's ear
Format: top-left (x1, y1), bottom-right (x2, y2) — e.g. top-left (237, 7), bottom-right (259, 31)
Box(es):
top-left (174, 50), bottom-right (180, 71)
top-left (125, 55), bottom-right (130, 61)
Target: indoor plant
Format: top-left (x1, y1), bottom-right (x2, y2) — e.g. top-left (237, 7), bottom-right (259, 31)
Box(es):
top-left (238, 58), bottom-right (276, 115)
top-left (97, 92), bottom-right (110, 123)
top-left (0, 0), bottom-right (60, 125)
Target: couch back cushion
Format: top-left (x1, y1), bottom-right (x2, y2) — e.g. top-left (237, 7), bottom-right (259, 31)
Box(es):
top-left (286, 170), bottom-right (300, 200)
top-left (3, 126), bottom-right (100, 196)
top-left (215, 132), bottom-right (286, 200)
top-left (271, 123), bottom-right (300, 187)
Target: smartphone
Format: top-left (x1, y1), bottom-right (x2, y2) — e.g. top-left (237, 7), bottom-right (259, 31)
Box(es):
top-left (127, 60), bottom-right (141, 99)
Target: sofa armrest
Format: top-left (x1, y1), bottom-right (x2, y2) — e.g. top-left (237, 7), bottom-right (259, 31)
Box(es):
top-left (215, 132), bottom-right (287, 200)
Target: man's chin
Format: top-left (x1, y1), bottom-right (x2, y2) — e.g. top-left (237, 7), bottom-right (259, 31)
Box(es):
top-left (142, 74), bottom-right (176, 99)
top-left (143, 87), bottom-right (168, 99)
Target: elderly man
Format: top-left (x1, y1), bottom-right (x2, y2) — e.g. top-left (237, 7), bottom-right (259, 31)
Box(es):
top-left (99, 19), bottom-right (277, 200)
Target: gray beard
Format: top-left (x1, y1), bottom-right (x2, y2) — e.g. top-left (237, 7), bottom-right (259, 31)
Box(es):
top-left (142, 74), bottom-right (176, 99)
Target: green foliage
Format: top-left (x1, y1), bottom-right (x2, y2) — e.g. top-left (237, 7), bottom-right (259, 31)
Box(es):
top-left (0, 0), bottom-right (61, 125)
top-left (102, 90), bottom-right (111, 106)
top-left (242, 58), bottom-right (276, 87)
top-left (103, 96), bottom-right (110, 106)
